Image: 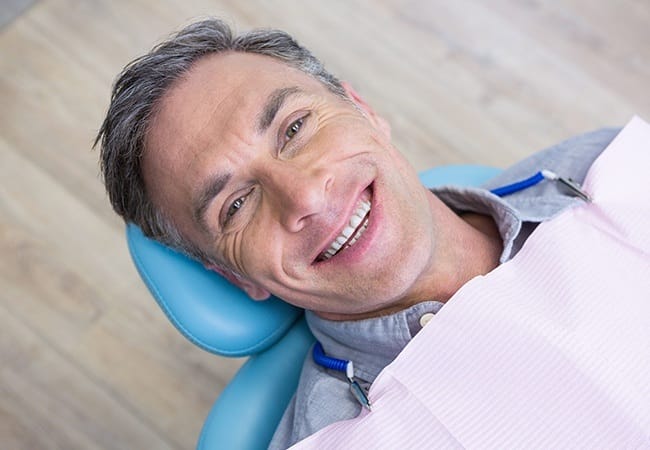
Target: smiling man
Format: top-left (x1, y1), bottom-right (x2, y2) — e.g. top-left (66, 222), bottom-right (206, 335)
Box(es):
top-left (96, 19), bottom-right (619, 448)
top-left (142, 50), bottom-right (501, 320)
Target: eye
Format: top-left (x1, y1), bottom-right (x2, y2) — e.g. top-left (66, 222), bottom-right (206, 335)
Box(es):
top-left (226, 195), bottom-right (246, 220)
top-left (285, 117), bottom-right (304, 140)
top-left (222, 187), bottom-right (257, 228)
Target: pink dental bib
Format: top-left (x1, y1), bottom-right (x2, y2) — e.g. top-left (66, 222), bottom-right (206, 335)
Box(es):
top-left (291, 117), bottom-right (650, 449)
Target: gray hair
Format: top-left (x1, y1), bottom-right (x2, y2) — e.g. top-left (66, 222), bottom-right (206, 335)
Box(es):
top-left (95, 18), bottom-right (345, 264)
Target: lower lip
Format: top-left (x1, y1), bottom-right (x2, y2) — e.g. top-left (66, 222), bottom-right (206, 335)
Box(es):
top-left (320, 184), bottom-right (380, 265)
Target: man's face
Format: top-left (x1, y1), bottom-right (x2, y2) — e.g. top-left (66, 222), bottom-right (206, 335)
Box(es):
top-left (143, 52), bottom-right (440, 318)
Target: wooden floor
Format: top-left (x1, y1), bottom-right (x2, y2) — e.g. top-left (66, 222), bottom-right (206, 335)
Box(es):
top-left (1, 0), bottom-right (648, 448)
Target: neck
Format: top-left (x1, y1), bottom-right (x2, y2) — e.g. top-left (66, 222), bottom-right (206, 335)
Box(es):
top-left (412, 209), bottom-right (502, 304)
top-left (450, 211), bottom-right (503, 290)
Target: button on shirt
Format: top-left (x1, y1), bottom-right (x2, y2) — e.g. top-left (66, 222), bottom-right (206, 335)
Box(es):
top-left (419, 312), bottom-right (435, 328)
top-left (269, 127), bottom-right (620, 450)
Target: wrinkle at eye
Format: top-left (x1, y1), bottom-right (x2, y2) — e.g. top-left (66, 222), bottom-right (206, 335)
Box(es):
top-left (227, 231), bottom-right (248, 276)
top-left (215, 233), bottom-right (240, 275)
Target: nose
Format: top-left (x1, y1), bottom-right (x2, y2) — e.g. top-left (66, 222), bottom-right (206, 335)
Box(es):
top-left (261, 161), bottom-right (333, 232)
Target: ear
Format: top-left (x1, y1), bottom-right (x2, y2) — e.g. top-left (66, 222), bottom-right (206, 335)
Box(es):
top-left (205, 264), bottom-right (271, 301)
top-left (341, 81), bottom-right (391, 139)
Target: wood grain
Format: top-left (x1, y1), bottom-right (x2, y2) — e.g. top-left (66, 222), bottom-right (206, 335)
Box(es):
top-left (1, 0), bottom-right (648, 448)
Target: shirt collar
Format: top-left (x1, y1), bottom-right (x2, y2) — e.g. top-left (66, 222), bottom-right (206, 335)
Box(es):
top-left (433, 185), bottom-right (522, 263)
top-left (307, 301), bottom-right (445, 382)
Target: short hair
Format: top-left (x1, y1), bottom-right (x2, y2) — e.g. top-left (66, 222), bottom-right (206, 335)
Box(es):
top-left (95, 18), bottom-right (345, 264)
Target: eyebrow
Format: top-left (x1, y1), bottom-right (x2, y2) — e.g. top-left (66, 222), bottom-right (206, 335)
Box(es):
top-left (256, 86), bottom-right (302, 134)
top-left (192, 172), bottom-right (232, 233)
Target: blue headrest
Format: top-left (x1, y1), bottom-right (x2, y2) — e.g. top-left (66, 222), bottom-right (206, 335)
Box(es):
top-left (126, 165), bottom-right (501, 357)
top-left (126, 225), bottom-right (301, 357)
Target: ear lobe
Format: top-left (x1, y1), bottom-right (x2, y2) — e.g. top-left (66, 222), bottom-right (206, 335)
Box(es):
top-left (341, 81), bottom-right (392, 139)
top-left (205, 264), bottom-right (271, 301)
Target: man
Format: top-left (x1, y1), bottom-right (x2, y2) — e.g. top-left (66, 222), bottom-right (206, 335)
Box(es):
top-left (96, 19), bottom-right (619, 448)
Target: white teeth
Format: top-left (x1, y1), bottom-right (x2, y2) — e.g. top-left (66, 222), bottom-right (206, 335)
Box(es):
top-left (359, 200), bottom-right (370, 213)
top-left (319, 199), bottom-right (372, 261)
top-left (341, 225), bottom-right (355, 239)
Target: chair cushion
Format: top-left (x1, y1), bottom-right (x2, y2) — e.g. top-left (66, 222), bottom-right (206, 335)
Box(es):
top-left (126, 224), bottom-right (302, 356)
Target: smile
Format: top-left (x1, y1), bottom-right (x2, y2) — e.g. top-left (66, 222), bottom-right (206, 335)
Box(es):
top-left (317, 199), bottom-right (371, 261)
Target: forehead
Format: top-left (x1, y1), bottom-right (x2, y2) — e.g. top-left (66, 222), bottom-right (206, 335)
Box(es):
top-left (157, 51), bottom-right (324, 128)
top-left (146, 51), bottom-right (327, 159)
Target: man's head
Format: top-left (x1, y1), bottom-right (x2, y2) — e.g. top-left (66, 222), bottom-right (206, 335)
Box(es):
top-left (97, 19), bottom-right (489, 319)
top-left (96, 19), bottom-right (345, 263)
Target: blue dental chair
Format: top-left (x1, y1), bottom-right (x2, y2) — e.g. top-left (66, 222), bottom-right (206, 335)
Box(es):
top-left (126, 165), bottom-right (501, 450)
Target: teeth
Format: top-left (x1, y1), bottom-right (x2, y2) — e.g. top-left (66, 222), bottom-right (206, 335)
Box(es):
top-left (350, 214), bottom-right (362, 228)
top-left (341, 225), bottom-right (355, 239)
top-left (319, 199), bottom-right (371, 261)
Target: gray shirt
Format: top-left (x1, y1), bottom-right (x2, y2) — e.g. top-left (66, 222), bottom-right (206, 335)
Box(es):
top-left (269, 127), bottom-right (620, 450)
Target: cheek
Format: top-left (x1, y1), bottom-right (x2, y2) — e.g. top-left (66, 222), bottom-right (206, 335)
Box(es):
top-left (385, 143), bottom-right (424, 191)
top-left (236, 217), bottom-right (285, 279)
top-left (317, 114), bottom-right (375, 152)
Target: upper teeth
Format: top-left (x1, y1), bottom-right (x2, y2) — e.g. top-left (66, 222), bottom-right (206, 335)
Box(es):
top-left (321, 200), bottom-right (371, 260)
